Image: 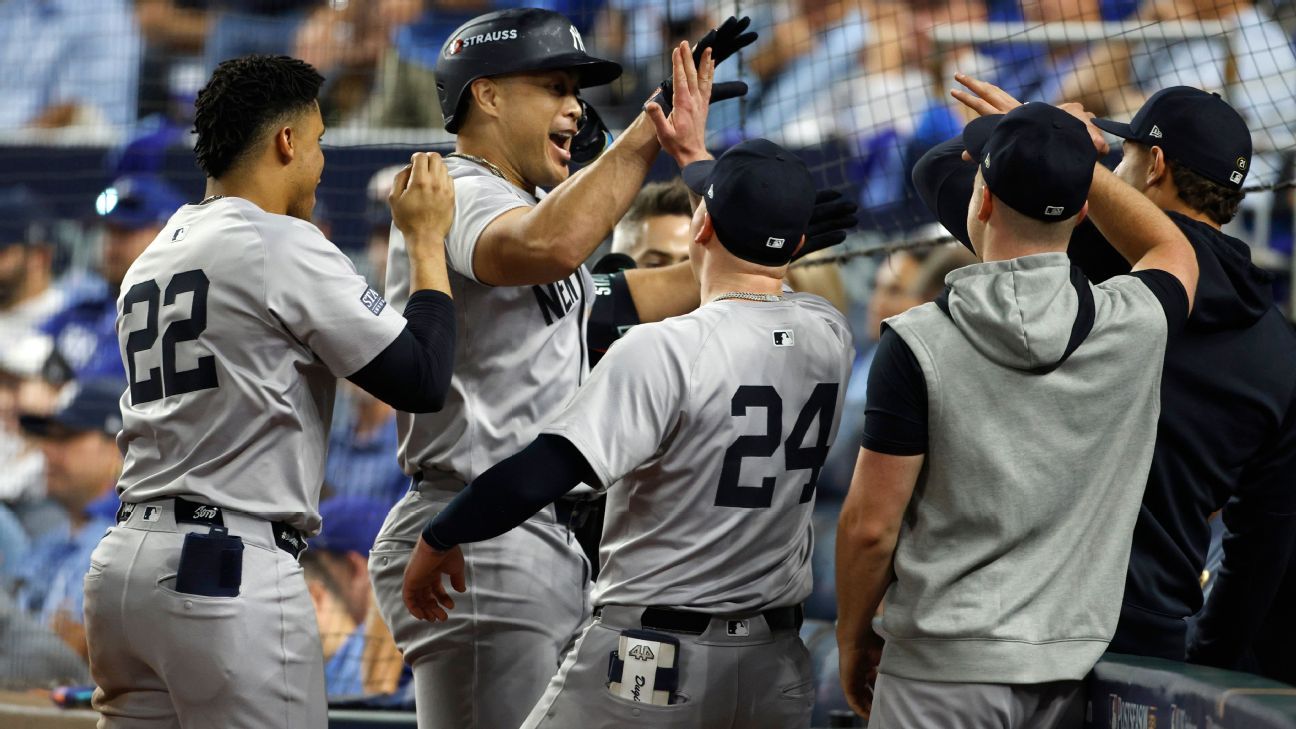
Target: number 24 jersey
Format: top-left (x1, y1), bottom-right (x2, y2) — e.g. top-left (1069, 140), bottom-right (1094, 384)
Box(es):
top-left (542, 293), bottom-right (854, 613)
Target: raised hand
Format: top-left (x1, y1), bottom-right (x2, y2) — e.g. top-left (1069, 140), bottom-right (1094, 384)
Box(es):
top-left (644, 42), bottom-right (715, 167)
top-left (950, 72), bottom-right (1024, 117)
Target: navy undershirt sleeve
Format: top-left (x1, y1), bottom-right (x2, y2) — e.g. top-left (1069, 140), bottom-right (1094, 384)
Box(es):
top-left (588, 272), bottom-right (641, 367)
top-left (347, 290), bottom-right (456, 413)
top-left (422, 434), bottom-right (599, 550)
top-left (1128, 269), bottom-right (1190, 335)
top-left (860, 327), bottom-right (929, 455)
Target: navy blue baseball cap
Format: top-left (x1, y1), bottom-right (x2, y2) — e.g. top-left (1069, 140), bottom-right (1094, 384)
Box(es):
top-left (964, 103), bottom-right (1098, 222)
top-left (1093, 86), bottom-right (1252, 190)
top-left (312, 496), bottom-right (389, 557)
top-left (681, 138), bottom-right (816, 266)
top-left (0, 186), bottom-right (52, 248)
top-left (94, 175), bottom-right (185, 229)
top-left (19, 378), bottom-right (125, 439)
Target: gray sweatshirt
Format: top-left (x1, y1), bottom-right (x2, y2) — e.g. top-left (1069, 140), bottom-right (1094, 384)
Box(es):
top-left (880, 252), bottom-right (1171, 684)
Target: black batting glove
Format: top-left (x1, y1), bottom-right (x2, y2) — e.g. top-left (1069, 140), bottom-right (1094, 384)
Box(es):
top-left (793, 190), bottom-right (859, 260)
top-left (649, 16), bottom-right (758, 117)
top-left (571, 99), bottom-right (613, 165)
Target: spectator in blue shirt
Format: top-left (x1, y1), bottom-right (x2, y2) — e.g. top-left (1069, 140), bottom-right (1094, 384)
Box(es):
top-left (305, 496), bottom-right (408, 700)
top-left (42, 175), bottom-right (184, 383)
top-left (13, 378), bottom-right (124, 661)
top-left (0, 0), bottom-right (140, 129)
top-left (325, 383), bottom-right (408, 505)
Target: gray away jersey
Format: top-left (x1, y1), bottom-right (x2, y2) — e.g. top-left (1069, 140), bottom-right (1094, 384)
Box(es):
top-left (542, 293), bottom-right (855, 613)
top-left (115, 197), bottom-right (406, 534)
top-left (386, 157), bottom-right (593, 483)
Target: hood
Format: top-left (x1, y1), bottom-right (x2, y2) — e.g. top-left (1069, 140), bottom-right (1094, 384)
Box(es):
top-left (1167, 212), bottom-right (1274, 332)
top-left (938, 253), bottom-right (1094, 373)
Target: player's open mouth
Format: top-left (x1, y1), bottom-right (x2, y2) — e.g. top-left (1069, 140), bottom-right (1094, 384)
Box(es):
top-left (549, 131), bottom-right (573, 163)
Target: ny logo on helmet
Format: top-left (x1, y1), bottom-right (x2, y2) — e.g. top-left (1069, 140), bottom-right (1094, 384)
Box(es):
top-left (570, 25), bottom-right (586, 52)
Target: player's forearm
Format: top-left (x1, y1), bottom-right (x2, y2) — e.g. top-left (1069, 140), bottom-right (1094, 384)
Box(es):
top-left (624, 262), bottom-right (700, 323)
top-left (835, 517), bottom-right (896, 652)
top-left (516, 116), bottom-right (660, 274)
top-left (406, 234), bottom-right (452, 298)
top-left (422, 434), bottom-right (596, 550)
top-left (1086, 165), bottom-right (1198, 306)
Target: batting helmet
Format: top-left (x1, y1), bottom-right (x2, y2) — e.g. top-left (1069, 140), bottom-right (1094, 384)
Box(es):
top-left (435, 8), bottom-right (622, 133)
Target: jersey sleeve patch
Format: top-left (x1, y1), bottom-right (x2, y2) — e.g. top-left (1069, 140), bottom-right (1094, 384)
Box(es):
top-left (360, 286), bottom-right (387, 316)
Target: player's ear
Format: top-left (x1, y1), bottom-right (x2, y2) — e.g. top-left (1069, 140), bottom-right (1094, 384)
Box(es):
top-left (695, 211), bottom-right (715, 246)
top-left (1073, 201), bottom-right (1089, 228)
top-left (1147, 146), bottom-right (1167, 187)
top-left (976, 184), bottom-right (994, 224)
top-left (275, 125), bottom-right (295, 165)
top-left (469, 78), bottom-right (503, 122)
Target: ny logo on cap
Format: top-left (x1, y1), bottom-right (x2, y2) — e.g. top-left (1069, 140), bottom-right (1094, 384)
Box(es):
top-left (1149, 125), bottom-right (1163, 139)
top-left (706, 184), bottom-right (714, 199)
top-left (1044, 206), bottom-right (1064, 217)
top-left (766, 237), bottom-right (785, 249)
top-left (570, 25), bottom-right (585, 52)
top-left (983, 153), bottom-right (991, 169)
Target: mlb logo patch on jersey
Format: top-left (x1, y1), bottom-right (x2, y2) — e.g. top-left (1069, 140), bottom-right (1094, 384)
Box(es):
top-left (726, 620), bottom-right (750, 637)
top-left (360, 287), bottom-right (387, 316)
top-left (171, 227), bottom-right (188, 242)
top-left (142, 506), bottom-right (162, 522)
top-left (772, 330), bottom-right (795, 347)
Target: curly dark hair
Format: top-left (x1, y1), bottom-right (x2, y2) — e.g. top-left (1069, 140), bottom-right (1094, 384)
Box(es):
top-left (1168, 160), bottom-right (1245, 226)
top-left (193, 55), bottom-right (324, 179)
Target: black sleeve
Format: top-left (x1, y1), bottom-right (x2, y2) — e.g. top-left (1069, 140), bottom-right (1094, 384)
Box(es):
top-left (422, 434), bottom-right (598, 550)
top-left (860, 327), bottom-right (929, 455)
top-left (347, 290), bottom-right (456, 413)
top-left (1188, 391), bottom-right (1296, 668)
top-left (1127, 269), bottom-right (1190, 335)
top-left (588, 272), bottom-right (641, 368)
top-left (911, 134), bottom-right (976, 252)
top-left (1066, 219), bottom-right (1131, 284)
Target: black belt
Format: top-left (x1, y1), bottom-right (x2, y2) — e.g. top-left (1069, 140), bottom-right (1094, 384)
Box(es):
top-left (116, 497), bottom-right (308, 559)
top-left (599, 605), bottom-right (804, 636)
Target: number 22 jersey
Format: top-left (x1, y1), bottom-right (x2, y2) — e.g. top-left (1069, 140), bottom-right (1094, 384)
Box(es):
top-left (541, 293), bottom-right (854, 613)
top-left (114, 197), bottom-right (406, 534)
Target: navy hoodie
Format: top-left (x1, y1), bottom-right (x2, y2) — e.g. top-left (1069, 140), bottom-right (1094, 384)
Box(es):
top-left (912, 136), bottom-right (1296, 669)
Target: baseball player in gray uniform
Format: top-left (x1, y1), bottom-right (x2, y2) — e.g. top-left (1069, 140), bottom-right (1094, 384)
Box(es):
top-left (401, 138), bottom-right (854, 729)
top-left (83, 56), bottom-right (459, 728)
top-left (366, 9), bottom-right (760, 729)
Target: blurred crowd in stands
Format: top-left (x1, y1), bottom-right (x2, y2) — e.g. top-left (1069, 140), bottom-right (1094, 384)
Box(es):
top-left (1, 0), bottom-right (1293, 227)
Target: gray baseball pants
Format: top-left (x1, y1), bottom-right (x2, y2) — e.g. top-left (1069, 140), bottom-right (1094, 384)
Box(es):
top-left (869, 673), bottom-right (1084, 729)
top-left (521, 604), bottom-right (815, 729)
top-left (368, 482), bottom-right (590, 729)
top-left (83, 500), bottom-right (326, 729)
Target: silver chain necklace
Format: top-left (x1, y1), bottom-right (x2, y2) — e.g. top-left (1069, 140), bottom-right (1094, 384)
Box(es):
top-left (447, 152), bottom-right (510, 182)
top-left (714, 291), bottom-right (783, 303)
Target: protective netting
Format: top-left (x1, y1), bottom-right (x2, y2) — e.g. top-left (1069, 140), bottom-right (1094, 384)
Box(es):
top-left (0, 0), bottom-right (1293, 714)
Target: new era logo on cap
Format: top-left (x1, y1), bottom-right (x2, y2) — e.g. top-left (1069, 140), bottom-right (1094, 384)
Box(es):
top-left (1044, 206), bottom-right (1065, 216)
top-left (1149, 125), bottom-right (1163, 139)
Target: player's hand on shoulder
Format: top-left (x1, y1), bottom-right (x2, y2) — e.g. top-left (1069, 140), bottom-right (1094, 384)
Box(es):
top-left (389, 152), bottom-right (456, 245)
top-left (402, 538), bottom-right (467, 623)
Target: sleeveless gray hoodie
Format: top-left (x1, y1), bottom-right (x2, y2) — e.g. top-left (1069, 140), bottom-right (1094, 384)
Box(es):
top-left (880, 252), bottom-right (1170, 684)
